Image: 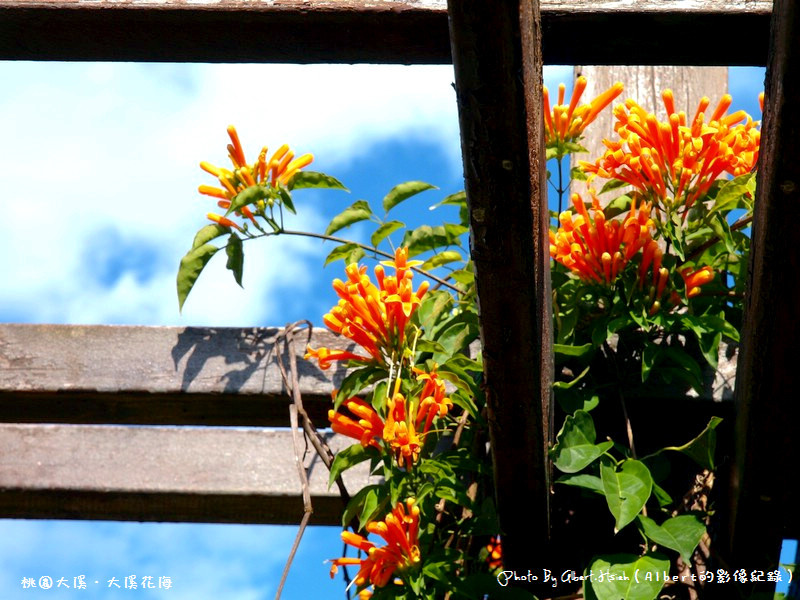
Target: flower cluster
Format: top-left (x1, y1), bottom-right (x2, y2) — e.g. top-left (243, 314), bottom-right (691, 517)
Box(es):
top-left (485, 536), bottom-right (503, 570)
top-left (581, 90), bottom-right (761, 214)
top-left (329, 499), bottom-right (421, 591)
top-left (306, 247), bottom-right (430, 370)
top-left (200, 125), bottom-right (313, 230)
top-left (549, 193), bottom-right (656, 287)
top-left (329, 366), bottom-right (451, 471)
top-left (544, 76), bottom-right (624, 151)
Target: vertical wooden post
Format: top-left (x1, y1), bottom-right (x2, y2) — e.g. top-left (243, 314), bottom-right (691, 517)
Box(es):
top-left (448, 0), bottom-right (552, 588)
top-left (730, 0), bottom-right (800, 576)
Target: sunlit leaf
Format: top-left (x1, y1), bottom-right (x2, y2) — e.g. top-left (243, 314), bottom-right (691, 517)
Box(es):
top-left (584, 553), bottom-right (669, 600)
top-left (370, 220), bottom-right (405, 247)
top-left (192, 224), bottom-right (229, 250)
top-left (325, 200), bottom-right (373, 235)
top-left (225, 232), bottom-right (244, 287)
top-left (422, 250), bottom-right (463, 270)
top-left (177, 243), bottom-right (219, 312)
top-left (638, 515), bottom-right (706, 563)
top-left (600, 459), bottom-right (653, 532)
top-left (290, 171), bottom-right (349, 191)
top-left (551, 410), bottom-right (613, 473)
top-left (383, 181), bottom-right (437, 213)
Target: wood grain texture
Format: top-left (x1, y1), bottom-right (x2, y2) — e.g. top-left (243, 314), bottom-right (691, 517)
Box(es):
top-left (0, 424), bottom-right (374, 524)
top-left (448, 0), bottom-right (552, 590)
top-left (728, 0), bottom-right (800, 567)
top-left (0, 0), bottom-right (772, 64)
top-left (0, 323), bottom-right (350, 426)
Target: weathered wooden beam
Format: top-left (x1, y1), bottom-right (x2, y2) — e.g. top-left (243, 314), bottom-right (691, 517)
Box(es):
top-left (0, 424), bottom-right (373, 525)
top-left (0, 323), bottom-right (347, 426)
top-left (0, 0), bottom-right (771, 65)
top-left (448, 0), bottom-right (552, 591)
top-left (728, 0), bottom-right (800, 570)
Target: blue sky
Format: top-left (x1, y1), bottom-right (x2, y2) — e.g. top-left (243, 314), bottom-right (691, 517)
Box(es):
top-left (1, 62), bottom-right (790, 599)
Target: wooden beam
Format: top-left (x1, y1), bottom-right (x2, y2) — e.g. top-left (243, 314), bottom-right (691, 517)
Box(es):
top-left (0, 424), bottom-right (374, 525)
top-left (448, 0), bottom-right (552, 592)
top-left (0, 0), bottom-right (771, 65)
top-left (729, 0), bottom-right (800, 570)
top-left (0, 323), bottom-right (347, 426)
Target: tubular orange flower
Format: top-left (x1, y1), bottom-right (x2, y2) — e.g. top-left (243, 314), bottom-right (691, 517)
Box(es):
top-left (581, 90), bottom-right (761, 214)
top-left (549, 193), bottom-right (655, 287)
top-left (544, 77), bottom-right (624, 150)
top-left (305, 247), bottom-right (429, 370)
top-left (383, 393), bottom-right (422, 471)
top-left (680, 265), bottom-right (715, 298)
top-left (329, 499), bottom-right (421, 590)
top-left (485, 536), bottom-right (503, 570)
top-left (412, 365), bottom-right (453, 434)
top-left (199, 125), bottom-right (313, 228)
top-left (328, 398), bottom-right (384, 449)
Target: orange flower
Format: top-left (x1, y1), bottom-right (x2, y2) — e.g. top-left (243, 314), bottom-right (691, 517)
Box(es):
top-left (199, 125), bottom-right (313, 228)
top-left (306, 247), bottom-right (429, 370)
top-left (549, 193), bottom-right (655, 287)
top-left (544, 77), bottom-right (624, 151)
top-left (328, 398), bottom-right (384, 449)
top-left (412, 366), bottom-right (453, 434)
top-left (485, 536), bottom-right (503, 570)
top-left (329, 499), bottom-right (421, 590)
top-left (581, 90), bottom-right (761, 214)
top-left (680, 265), bottom-right (715, 298)
top-left (383, 393), bottom-right (423, 471)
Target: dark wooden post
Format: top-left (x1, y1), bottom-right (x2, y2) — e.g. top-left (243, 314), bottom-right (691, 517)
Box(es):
top-left (729, 0), bottom-right (800, 578)
top-left (448, 0), bottom-right (553, 588)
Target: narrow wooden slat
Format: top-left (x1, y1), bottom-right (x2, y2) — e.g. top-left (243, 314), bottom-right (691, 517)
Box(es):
top-left (0, 424), bottom-right (373, 525)
top-left (448, 0), bottom-right (551, 591)
top-left (0, 323), bottom-right (346, 426)
top-left (0, 0), bottom-right (771, 65)
top-left (728, 0), bottom-right (800, 568)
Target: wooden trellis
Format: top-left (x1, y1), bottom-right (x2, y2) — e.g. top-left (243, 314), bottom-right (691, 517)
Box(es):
top-left (1, 0), bottom-right (797, 595)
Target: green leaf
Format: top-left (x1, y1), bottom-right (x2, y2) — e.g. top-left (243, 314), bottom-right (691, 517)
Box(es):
top-left (329, 443), bottom-right (373, 488)
top-left (402, 224), bottom-right (466, 257)
top-left (370, 220), bottom-right (405, 247)
top-left (710, 172), bottom-right (755, 214)
top-left (422, 250), bottom-right (463, 270)
top-left (341, 484), bottom-right (381, 529)
top-left (177, 243), bottom-right (219, 311)
top-left (434, 190), bottom-right (467, 208)
top-left (585, 553), bottom-right (670, 600)
top-left (603, 194), bottom-right (633, 219)
top-left (661, 416), bottom-right (722, 470)
top-left (277, 186), bottom-right (296, 214)
top-left (325, 200), bottom-right (373, 235)
top-left (334, 365), bottom-right (387, 410)
top-left (226, 184), bottom-right (269, 216)
top-left (554, 343), bottom-right (594, 358)
top-left (638, 515), bottom-right (706, 563)
top-left (324, 243), bottom-right (364, 267)
top-left (225, 232), bottom-right (244, 287)
top-left (556, 473), bottom-right (605, 495)
top-left (289, 171), bottom-right (349, 191)
top-left (431, 317), bottom-right (480, 365)
top-left (551, 410), bottom-right (614, 473)
top-left (192, 224), bottom-right (229, 250)
top-left (600, 459), bottom-right (653, 532)
top-left (599, 178), bottom-right (628, 195)
top-left (383, 181), bottom-right (437, 212)
top-left (415, 290), bottom-right (454, 332)
top-left (450, 268), bottom-right (475, 285)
